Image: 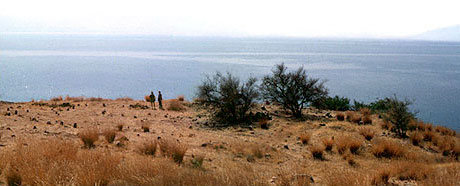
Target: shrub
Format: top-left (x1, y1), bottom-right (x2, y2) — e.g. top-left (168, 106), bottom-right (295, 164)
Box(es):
top-left (423, 130), bottom-right (437, 142)
top-left (102, 129), bottom-right (117, 143)
top-left (312, 95), bottom-right (350, 111)
top-left (383, 96), bottom-right (415, 137)
top-left (139, 140), bottom-right (157, 156)
top-left (359, 108), bottom-right (371, 116)
top-left (79, 129), bottom-right (99, 148)
top-left (258, 119), bottom-right (269, 129)
top-left (311, 145), bottom-right (325, 160)
top-left (380, 120), bottom-right (393, 130)
top-left (322, 138), bottom-right (334, 151)
top-left (409, 131), bottom-right (423, 146)
top-left (167, 99), bottom-right (185, 111)
top-left (142, 125), bottom-right (150, 133)
top-left (197, 72), bottom-right (259, 124)
top-left (50, 96), bottom-right (63, 101)
top-left (336, 136), bottom-right (362, 155)
top-left (359, 127), bottom-right (376, 141)
top-left (372, 139), bottom-right (405, 158)
top-left (299, 133), bottom-right (311, 145)
top-left (348, 139), bottom-right (362, 154)
top-left (350, 114), bottom-right (361, 124)
top-left (260, 63), bottom-right (328, 118)
top-left (336, 112), bottom-right (345, 121)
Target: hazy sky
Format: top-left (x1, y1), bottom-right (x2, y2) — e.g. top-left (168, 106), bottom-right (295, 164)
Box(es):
top-left (1, 0), bottom-right (459, 38)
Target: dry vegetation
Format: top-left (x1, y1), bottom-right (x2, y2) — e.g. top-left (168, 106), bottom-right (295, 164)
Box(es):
top-left (0, 98), bottom-right (459, 185)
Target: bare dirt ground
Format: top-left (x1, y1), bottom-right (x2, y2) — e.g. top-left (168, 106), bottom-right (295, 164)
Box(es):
top-left (0, 98), bottom-right (459, 185)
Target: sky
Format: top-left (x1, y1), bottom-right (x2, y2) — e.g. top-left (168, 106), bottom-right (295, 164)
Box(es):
top-left (1, 0), bottom-right (460, 38)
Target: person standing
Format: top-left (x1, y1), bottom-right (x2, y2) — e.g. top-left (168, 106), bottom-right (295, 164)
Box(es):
top-left (149, 91), bottom-right (156, 109)
top-left (158, 91), bottom-right (163, 110)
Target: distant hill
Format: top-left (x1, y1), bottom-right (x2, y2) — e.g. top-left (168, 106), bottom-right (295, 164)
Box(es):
top-left (412, 25), bottom-right (460, 41)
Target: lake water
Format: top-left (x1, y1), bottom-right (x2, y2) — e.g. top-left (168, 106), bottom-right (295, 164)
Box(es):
top-left (1, 34), bottom-right (460, 130)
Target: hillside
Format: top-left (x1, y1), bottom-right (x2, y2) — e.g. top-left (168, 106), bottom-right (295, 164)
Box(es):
top-left (412, 25), bottom-right (460, 41)
top-left (0, 97), bottom-right (459, 185)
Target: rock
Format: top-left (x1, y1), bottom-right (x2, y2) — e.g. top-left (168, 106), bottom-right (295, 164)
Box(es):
top-left (102, 110), bottom-right (106, 115)
top-left (47, 121), bottom-right (52, 125)
top-left (5, 112), bottom-right (10, 116)
top-left (26, 110), bottom-right (29, 113)
top-left (319, 123), bottom-right (326, 127)
top-left (201, 143), bottom-right (209, 147)
top-left (284, 145), bottom-right (289, 150)
top-left (359, 121), bottom-right (364, 125)
top-left (11, 134), bottom-right (16, 137)
top-left (265, 153), bottom-right (271, 158)
top-left (189, 126), bottom-right (193, 129)
top-left (325, 112), bottom-right (332, 118)
top-left (73, 123), bottom-right (77, 128)
top-left (246, 155), bottom-right (255, 162)
top-left (261, 106), bottom-right (267, 111)
top-left (14, 110), bottom-right (18, 115)
top-left (134, 116), bottom-right (137, 118)
top-left (248, 125), bottom-right (254, 131)
top-left (250, 131), bottom-right (255, 134)
top-left (189, 134), bottom-right (195, 137)
top-left (102, 103), bottom-right (106, 107)
top-left (137, 134), bottom-right (140, 136)
top-left (60, 121), bottom-right (64, 125)
top-left (33, 126), bottom-right (37, 129)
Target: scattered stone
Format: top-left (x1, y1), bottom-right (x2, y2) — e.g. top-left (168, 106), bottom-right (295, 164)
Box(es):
top-left (11, 134), bottom-right (16, 137)
top-left (73, 123), bottom-right (77, 128)
top-left (325, 112), bottom-right (332, 118)
top-left (319, 123), bottom-right (326, 127)
top-left (265, 153), bottom-right (271, 158)
top-left (137, 134), bottom-right (140, 136)
top-left (14, 110), bottom-right (18, 115)
top-left (284, 144), bottom-right (289, 150)
top-left (60, 121), bottom-right (64, 125)
top-left (33, 126), bottom-right (37, 129)
top-left (189, 134), bottom-right (195, 137)
top-left (250, 131), bottom-right (255, 134)
top-left (5, 112), bottom-right (10, 116)
top-left (7, 108), bottom-right (9, 111)
top-left (201, 143), bottom-right (209, 147)
top-left (246, 155), bottom-right (255, 162)
top-left (67, 108), bottom-right (69, 111)
top-left (7, 127), bottom-right (11, 130)
top-left (102, 110), bottom-right (106, 115)
top-left (164, 115), bottom-right (168, 118)
top-left (102, 103), bottom-right (106, 107)
top-left (157, 136), bottom-right (161, 140)
top-left (189, 126), bottom-right (193, 129)
top-left (26, 110), bottom-right (29, 112)
top-left (47, 121), bottom-right (52, 125)
top-left (134, 116), bottom-right (137, 118)
top-left (261, 106), bottom-right (266, 110)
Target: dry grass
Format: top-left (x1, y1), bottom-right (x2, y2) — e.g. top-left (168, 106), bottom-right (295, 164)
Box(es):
top-left (372, 139), bottom-right (406, 158)
top-left (50, 96), bottom-right (63, 101)
top-left (102, 129), bottom-right (117, 143)
top-left (116, 124), bottom-right (124, 131)
top-left (380, 120), bottom-right (393, 130)
top-left (258, 119), bottom-right (269, 129)
top-left (359, 127), bottom-right (376, 141)
top-left (423, 130), bottom-right (438, 142)
top-left (190, 154), bottom-right (205, 168)
top-left (167, 99), bottom-right (185, 111)
top-left (299, 133), bottom-right (311, 145)
top-left (336, 112), bottom-right (345, 121)
top-left (310, 144), bottom-right (325, 160)
top-left (359, 108), bottom-right (371, 116)
top-left (115, 97), bottom-right (134, 101)
top-left (79, 129), bottom-right (99, 148)
top-left (362, 115), bottom-right (372, 124)
top-left (141, 125), bottom-right (150, 132)
top-left (64, 96), bottom-right (85, 102)
top-left (158, 139), bottom-right (188, 164)
top-left (138, 140), bottom-right (158, 156)
top-left (144, 95), bottom-right (151, 102)
top-left (322, 137), bottom-right (334, 151)
top-left (177, 95), bottom-right (185, 102)
top-left (409, 131), bottom-right (423, 146)
top-left (345, 111), bottom-right (355, 122)
top-left (371, 161), bottom-right (434, 185)
top-left (88, 97), bottom-right (104, 102)
top-left (336, 136), bottom-right (362, 155)
top-left (435, 125), bottom-right (456, 136)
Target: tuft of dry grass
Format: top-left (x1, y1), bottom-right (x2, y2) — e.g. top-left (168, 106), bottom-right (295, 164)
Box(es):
top-left (409, 131), bottom-right (423, 146)
top-left (167, 99), bottom-right (185, 111)
top-left (359, 127), bottom-right (376, 141)
top-left (116, 124), bottom-right (124, 131)
top-left (380, 120), bottom-right (393, 130)
top-left (6, 170), bottom-right (22, 186)
top-left (177, 95), bottom-right (185, 102)
top-left (322, 137), bottom-right (334, 151)
top-left (299, 133), bottom-right (311, 145)
top-left (336, 112), bottom-right (345, 121)
top-left (336, 136), bottom-right (362, 155)
top-left (345, 111), bottom-right (355, 122)
top-left (102, 129), bottom-right (117, 143)
top-left (310, 144), bottom-right (325, 160)
top-left (144, 95), bottom-right (151, 102)
top-left (115, 97), bottom-right (133, 101)
top-left (88, 97), bottom-right (104, 102)
top-left (79, 129), bottom-right (99, 148)
top-left (372, 139), bottom-right (406, 158)
top-left (158, 139), bottom-right (188, 164)
top-left (50, 96), bottom-right (63, 101)
top-left (141, 125), bottom-right (150, 133)
top-left (351, 114), bottom-right (362, 124)
top-left (359, 108), bottom-right (371, 116)
top-left (362, 115), bottom-right (372, 124)
top-left (423, 130), bottom-right (437, 142)
top-left (258, 119), bottom-right (269, 129)
top-left (138, 140), bottom-right (158, 156)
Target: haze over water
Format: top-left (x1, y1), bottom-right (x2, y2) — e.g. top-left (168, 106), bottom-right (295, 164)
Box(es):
top-left (1, 34), bottom-right (460, 130)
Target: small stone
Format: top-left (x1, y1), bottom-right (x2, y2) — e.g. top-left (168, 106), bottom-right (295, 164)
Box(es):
top-left (319, 123), bottom-right (326, 127)
top-left (189, 126), bottom-right (193, 129)
top-left (11, 134), bottom-right (16, 137)
top-left (73, 123), bottom-right (77, 128)
top-left (134, 116), bottom-right (137, 118)
top-left (284, 145), bottom-right (289, 150)
top-left (60, 121), bottom-right (64, 125)
top-left (137, 134), bottom-right (140, 136)
top-left (47, 121), bottom-right (52, 125)
top-left (6, 127), bottom-right (11, 130)
top-left (250, 131), bottom-right (255, 134)
top-left (102, 103), bottom-right (106, 107)
top-left (14, 110), bottom-right (18, 115)
top-left (33, 126), bottom-right (37, 129)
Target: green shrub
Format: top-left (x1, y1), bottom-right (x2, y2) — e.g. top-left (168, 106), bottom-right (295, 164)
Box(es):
top-left (383, 96), bottom-right (415, 138)
top-left (312, 95), bottom-right (350, 111)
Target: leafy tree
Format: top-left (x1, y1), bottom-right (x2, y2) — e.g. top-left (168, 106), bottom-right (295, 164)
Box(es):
top-left (383, 96), bottom-right (415, 137)
top-left (197, 72), bottom-right (259, 125)
top-left (260, 63), bottom-right (328, 118)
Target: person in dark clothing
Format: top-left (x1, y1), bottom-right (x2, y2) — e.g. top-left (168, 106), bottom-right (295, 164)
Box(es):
top-left (149, 91), bottom-right (156, 109)
top-left (158, 91), bottom-right (163, 110)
